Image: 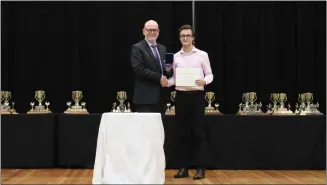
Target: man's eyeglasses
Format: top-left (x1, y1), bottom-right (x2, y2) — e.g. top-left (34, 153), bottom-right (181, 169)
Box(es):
top-left (180, 34), bottom-right (193, 39)
top-left (145, 29), bottom-right (159, 33)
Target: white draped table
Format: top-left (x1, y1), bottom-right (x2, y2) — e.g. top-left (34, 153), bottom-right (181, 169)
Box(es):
top-left (92, 113), bottom-right (166, 184)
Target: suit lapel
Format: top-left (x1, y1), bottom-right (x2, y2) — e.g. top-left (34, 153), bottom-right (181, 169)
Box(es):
top-left (143, 41), bottom-right (161, 70)
top-left (157, 44), bottom-right (165, 65)
top-left (146, 45), bottom-right (157, 63)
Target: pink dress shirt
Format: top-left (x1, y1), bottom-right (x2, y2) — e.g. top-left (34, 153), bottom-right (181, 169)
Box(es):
top-left (167, 46), bottom-right (214, 91)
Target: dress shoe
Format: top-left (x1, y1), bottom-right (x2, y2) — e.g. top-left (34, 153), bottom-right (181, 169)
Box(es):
top-left (193, 168), bottom-right (205, 180)
top-left (174, 168), bottom-right (189, 178)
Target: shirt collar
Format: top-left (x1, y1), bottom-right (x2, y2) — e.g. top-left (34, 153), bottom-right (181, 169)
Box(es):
top-left (145, 38), bottom-right (157, 47)
top-left (180, 46), bottom-right (198, 55)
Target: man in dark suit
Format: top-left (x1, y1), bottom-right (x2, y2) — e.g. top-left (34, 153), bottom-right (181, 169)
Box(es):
top-left (131, 20), bottom-right (173, 113)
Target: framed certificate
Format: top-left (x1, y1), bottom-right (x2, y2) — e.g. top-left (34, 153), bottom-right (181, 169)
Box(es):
top-left (176, 68), bottom-right (201, 87)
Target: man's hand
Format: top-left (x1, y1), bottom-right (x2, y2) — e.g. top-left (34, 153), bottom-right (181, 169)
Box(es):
top-left (161, 76), bottom-right (168, 87)
top-left (195, 79), bottom-right (206, 86)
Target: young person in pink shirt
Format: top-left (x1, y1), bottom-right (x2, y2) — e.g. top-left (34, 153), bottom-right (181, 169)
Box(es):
top-left (164, 24), bottom-right (214, 180)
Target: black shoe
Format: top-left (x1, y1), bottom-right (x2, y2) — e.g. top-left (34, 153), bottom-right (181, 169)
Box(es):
top-left (174, 168), bottom-right (189, 178)
top-left (193, 168), bottom-right (205, 180)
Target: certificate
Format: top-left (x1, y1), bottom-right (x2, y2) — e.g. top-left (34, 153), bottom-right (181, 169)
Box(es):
top-left (176, 68), bottom-right (201, 87)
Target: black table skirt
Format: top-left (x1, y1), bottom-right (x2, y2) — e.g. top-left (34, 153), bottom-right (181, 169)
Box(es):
top-left (163, 115), bottom-right (326, 169)
top-left (1, 114), bottom-right (56, 168)
top-left (2, 114), bottom-right (326, 170)
top-left (57, 114), bottom-right (102, 168)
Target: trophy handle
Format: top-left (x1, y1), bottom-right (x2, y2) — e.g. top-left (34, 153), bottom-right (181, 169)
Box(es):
top-left (242, 94), bottom-right (246, 102)
top-left (205, 94), bottom-right (209, 102)
top-left (297, 94), bottom-right (301, 103)
top-left (212, 94), bottom-right (215, 102)
top-left (8, 93), bottom-right (12, 101)
top-left (284, 96), bottom-right (287, 103)
top-left (253, 96), bottom-right (257, 102)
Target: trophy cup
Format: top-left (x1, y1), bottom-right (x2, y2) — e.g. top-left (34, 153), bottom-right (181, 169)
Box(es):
top-left (111, 91), bottom-right (131, 113)
top-left (296, 92), bottom-right (322, 115)
top-left (27, 90), bottom-right (51, 114)
top-left (0, 91), bottom-right (17, 114)
top-left (267, 93), bottom-right (279, 113)
top-left (205, 92), bottom-right (222, 114)
top-left (165, 91), bottom-right (176, 115)
top-left (269, 93), bottom-right (294, 115)
top-left (64, 91), bottom-right (89, 114)
top-left (238, 92), bottom-right (263, 115)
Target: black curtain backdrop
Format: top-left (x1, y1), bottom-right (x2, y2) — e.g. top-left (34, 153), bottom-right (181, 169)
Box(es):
top-left (1, 1), bottom-right (192, 113)
top-left (195, 1), bottom-right (326, 114)
top-left (2, 1), bottom-right (326, 114)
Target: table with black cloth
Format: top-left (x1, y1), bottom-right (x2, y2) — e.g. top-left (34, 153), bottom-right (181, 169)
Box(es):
top-left (1, 114), bottom-right (326, 170)
top-left (1, 114), bottom-right (56, 168)
top-left (57, 114), bottom-right (102, 168)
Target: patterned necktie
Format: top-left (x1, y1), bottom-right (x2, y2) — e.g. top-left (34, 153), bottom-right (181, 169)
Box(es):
top-left (151, 45), bottom-right (163, 73)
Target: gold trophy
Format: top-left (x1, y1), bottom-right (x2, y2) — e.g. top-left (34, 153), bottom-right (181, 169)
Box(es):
top-left (64, 91), bottom-right (89, 114)
top-left (238, 92), bottom-right (263, 115)
top-left (112, 91), bottom-right (131, 113)
top-left (27, 90), bottom-right (51, 114)
top-left (269, 93), bottom-right (294, 115)
top-left (165, 91), bottom-right (176, 115)
top-left (266, 93), bottom-right (279, 114)
top-left (205, 92), bottom-right (222, 114)
top-left (0, 91), bottom-right (17, 114)
top-left (248, 92), bottom-right (257, 105)
top-left (295, 92), bottom-right (322, 115)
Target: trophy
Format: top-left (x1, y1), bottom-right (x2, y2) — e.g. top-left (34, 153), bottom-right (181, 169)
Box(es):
top-left (268, 93), bottom-right (294, 115)
top-left (267, 93), bottom-right (279, 113)
top-left (295, 92), bottom-right (322, 115)
top-left (111, 91), bottom-right (131, 113)
top-left (205, 92), bottom-right (222, 114)
top-left (165, 91), bottom-right (176, 115)
top-left (27, 90), bottom-right (51, 114)
top-left (238, 92), bottom-right (263, 115)
top-left (0, 91), bottom-right (17, 114)
top-left (64, 91), bottom-right (89, 114)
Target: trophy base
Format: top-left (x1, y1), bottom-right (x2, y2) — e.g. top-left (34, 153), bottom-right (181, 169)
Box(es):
top-left (27, 110), bottom-right (52, 114)
top-left (111, 109), bottom-right (132, 113)
top-left (271, 111), bottom-right (296, 116)
top-left (165, 111), bottom-right (175, 115)
top-left (64, 108), bottom-right (89, 114)
top-left (298, 111), bottom-right (324, 115)
top-left (0, 111), bottom-right (12, 114)
top-left (71, 105), bottom-right (82, 109)
top-left (205, 111), bottom-right (223, 115)
top-left (237, 111), bottom-right (266, 115)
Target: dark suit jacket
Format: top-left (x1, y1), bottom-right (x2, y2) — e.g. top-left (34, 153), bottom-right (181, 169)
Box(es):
top-left (131, 40), bottom-right (173, 104)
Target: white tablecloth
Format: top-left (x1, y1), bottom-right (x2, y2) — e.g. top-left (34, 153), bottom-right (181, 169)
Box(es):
top-left (92, 113), bottom-right (166, 184)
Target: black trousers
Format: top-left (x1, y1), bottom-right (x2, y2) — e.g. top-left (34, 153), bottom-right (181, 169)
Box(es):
top-left (175, 90), bottom-right (209, 169)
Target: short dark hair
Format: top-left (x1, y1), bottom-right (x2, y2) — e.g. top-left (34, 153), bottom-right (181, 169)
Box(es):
top-left (178, 24), bottom-right (195, 37)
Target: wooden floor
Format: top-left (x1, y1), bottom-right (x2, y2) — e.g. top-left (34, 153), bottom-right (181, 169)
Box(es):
top-left (1, 169), bottom-right (326, 184)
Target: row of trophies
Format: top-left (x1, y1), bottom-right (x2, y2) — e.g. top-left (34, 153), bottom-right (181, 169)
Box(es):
top-left (0, 90), bottom-right (131, 114)
top-left (165, 91), bottom-right (221, 115)
top-left (237, 92), bottom-right (322, 115)
top-left (0, 90), bottom-right (323, 115)
top-left (0, 90), bottom-right (88, 114)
